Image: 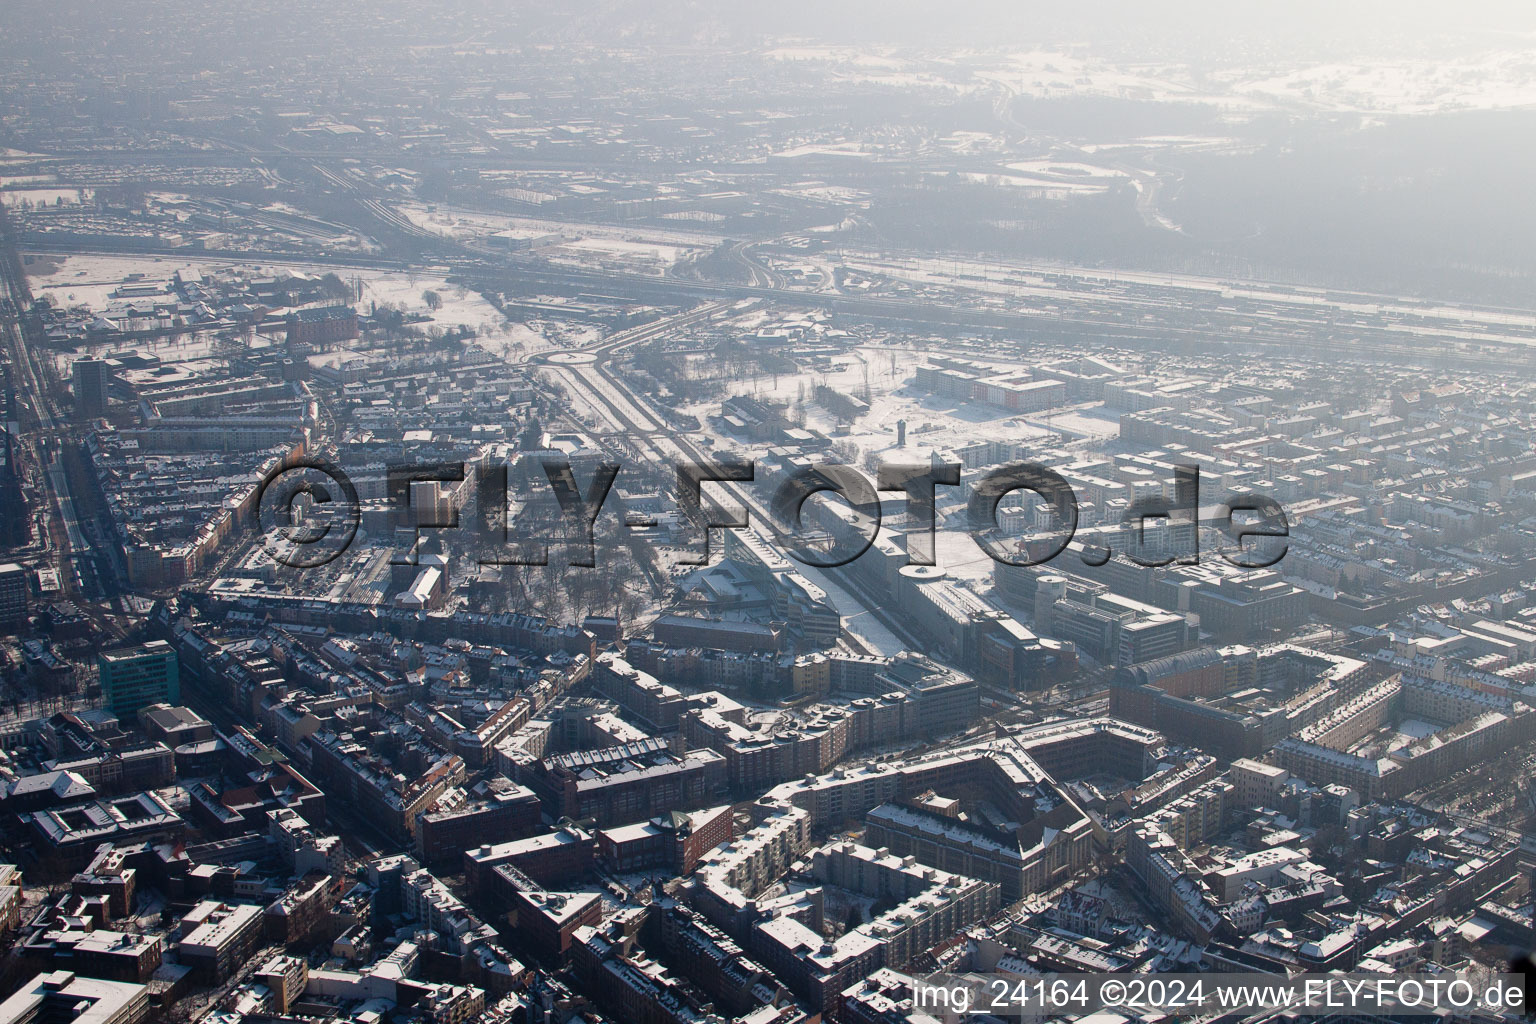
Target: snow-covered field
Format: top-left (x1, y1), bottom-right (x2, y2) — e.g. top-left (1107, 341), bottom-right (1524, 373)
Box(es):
top-left (559, 236), bottom-right (695, 264)
top-left (934, 170), bottom-right (1121, 195)
top-left (395, 200), bottom-right (721, 250)
top-left (396, 202), bottom-right (559, 241)
top-left (771, 44), bottom-right (1536, 117)
top-left (24, 252), bottom-right (157, 309)
top-left (18, 251), bottom-right (597, 362)
top-left (350, 268), bottom-right (503, 335)
top-left (0, 187), bottom-right (90, 208)
top-left (1220, 51), bottom-right (1536, 114)
top-left (23, 251), bottom-right (502, 326)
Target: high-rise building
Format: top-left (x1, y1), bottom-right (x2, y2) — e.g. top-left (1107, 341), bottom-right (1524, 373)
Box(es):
top-left (99, 641), bottom-right (179, 717)
top-left (72, 358), bottom-right (109, 419)
top-left (0, 422), bottom-right (29, 547)
top-left (0, 563), bottom-right (27, 627)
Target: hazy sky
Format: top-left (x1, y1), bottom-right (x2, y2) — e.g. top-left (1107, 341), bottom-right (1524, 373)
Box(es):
top-left (11, 0), bottom-right (1536, 62)
top-left (536, 0), bottom-right (1536, 56)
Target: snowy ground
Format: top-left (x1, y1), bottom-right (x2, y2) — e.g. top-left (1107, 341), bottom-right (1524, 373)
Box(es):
top-left (664, 334), bottom-right (1078, 600)
top-left (395, 200), bottom-right (721, 250)
top-left (679, 339), bottom-right (1057, 471)
top-left (669, 330), bottom-right (1119, 589)
top-left (1024, 407), bottom-right (1119, 441)
top-left (932, 170), bottom-right (1117, 195)
top-left (397, 202), bottom-right (560, 241)
top-left (46, 333), bottom-right (233, 377)
top-left (25, 252), bottom-right (167, 309)
top-left (558, 236), bottom-right (696, 264)
top-left (1382, 718), bottom-right (1443, 754)
top-left (0, 187), bottom-right (90, 208)
top-left (350, 267), bottom-right (503, 336)
top-left (19, 250), bottom-right (584, 360)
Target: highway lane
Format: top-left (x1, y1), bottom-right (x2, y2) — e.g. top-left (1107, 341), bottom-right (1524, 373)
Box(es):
top-left (537, 300), bottom-right (734, 435)
top-left (726, 240), bottom-right (784, 289)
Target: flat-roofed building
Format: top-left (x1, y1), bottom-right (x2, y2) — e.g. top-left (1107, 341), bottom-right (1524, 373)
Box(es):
top-left (415, 782), bottom-right (542, 870)
top-left (26, 792), bottom-right (184, 868)
top-left (137, 704), bottom-right (213, 748)
top-left (504, 876), bottom-right (602, 962)
top-left (176, 901), bottom-right (264, 982)
top-left (0, 971), bottom-right (148, 1024)
top-left (595, 805), bottom-right (733, 874)
top-left (464, 825), bottom-right (595, 902)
